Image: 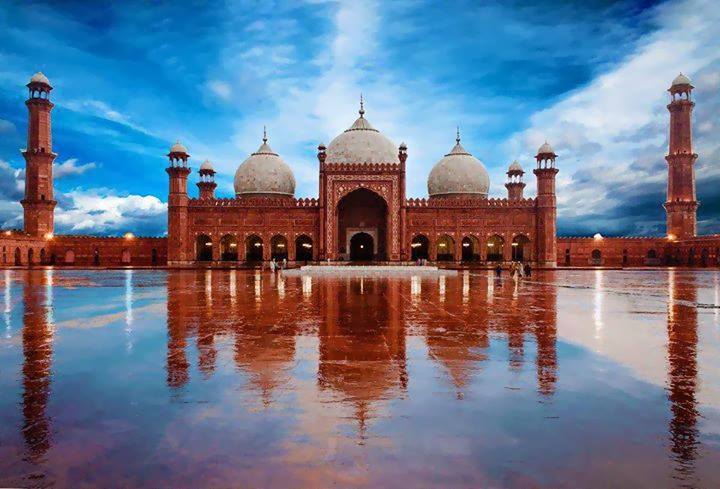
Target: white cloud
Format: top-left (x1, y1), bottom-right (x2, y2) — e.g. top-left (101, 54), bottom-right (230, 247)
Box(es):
top-left (55, 188), bottom-right (167, 235)
top-left (504, 0), bottom-right (720, 231)
top-left (63, 99), bottom-right (151, 135)
top-left (206, 80), bottom-right (232, 100)
top-left (54, 158), bottom-right (97, 178)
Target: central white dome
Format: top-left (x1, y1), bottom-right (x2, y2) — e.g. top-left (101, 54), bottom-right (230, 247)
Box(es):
top-left (325, 105), bottom-right (398, 165)
top-left (234, 134), bottom-right (295, 197)
top-left (428, 135), bottom-right (489, 198)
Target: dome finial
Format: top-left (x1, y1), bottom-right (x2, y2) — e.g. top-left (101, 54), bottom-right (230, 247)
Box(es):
top-left (263, 126), bottom-right (267, 143)
top-left (359, 93), bottom-right (365, 117)
top-left (456, 126), bottom-right (461, 144)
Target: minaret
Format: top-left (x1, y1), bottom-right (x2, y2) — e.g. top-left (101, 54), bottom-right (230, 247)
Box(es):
top-left (534, 142), bottom-right (559, 267)
top-left (505, 160), bottom-right (525, 200)
top-left (664, 73), bottom-right (698, 240)
top-left (196, 159), bottom-right (217, 200)
top-left (21, 72), bottom-right (57, 237)
top-left (166, 141), bottom-right (191, 265)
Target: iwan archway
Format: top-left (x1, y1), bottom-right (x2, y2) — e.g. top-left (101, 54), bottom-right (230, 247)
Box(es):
top-left (336, 188), bottom-right (388, 261)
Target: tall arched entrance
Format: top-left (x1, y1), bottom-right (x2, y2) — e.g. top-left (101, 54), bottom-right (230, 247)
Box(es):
top-left (349, 232), bottom-right (374, 261)
top-left (337, 188), bottom-right (387, 261)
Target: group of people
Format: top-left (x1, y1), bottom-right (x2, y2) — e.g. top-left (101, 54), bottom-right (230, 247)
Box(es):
top-left (268, 258), bottom-right (287, 272)
top-left (494, 261), bottom-right (531, 279)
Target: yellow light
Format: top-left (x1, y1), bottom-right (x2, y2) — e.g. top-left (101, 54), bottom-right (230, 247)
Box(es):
top-left (462, 242), bottom-right (470, 247)
top-left (205, 242), bottom-right (212, 246)
top-left (124, 232), bottom-right (135, 240)
top-left (277, 243), bottom-right (285, 248)
top-left (512, 242), bottom-right (519, 247)
top-left (438, 243), bottom-right (446, 248)
top-left (487, 243), bottom-right (494, 247)
top-left (411, 243), bottom-right (421, 248)
top-left (254, 242), bottom-right (261, 247)
top-left (667, 234), bottom-right (676, 241)
top-left (302, 243), bottom-right (312, 248)
top-left (44, 232), bottom-right (54, 240)
top-left (229, 243), bottom-right (237, 248)
top-left (360, 245), bottom-right (364, 249)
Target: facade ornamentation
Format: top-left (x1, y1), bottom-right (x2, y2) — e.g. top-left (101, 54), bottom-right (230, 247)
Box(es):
top-left (2, 73), bottom-right (718, 268)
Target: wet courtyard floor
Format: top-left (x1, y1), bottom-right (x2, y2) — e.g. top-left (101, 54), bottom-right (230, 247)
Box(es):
top-left (1, 268), bottom-right (720, 487)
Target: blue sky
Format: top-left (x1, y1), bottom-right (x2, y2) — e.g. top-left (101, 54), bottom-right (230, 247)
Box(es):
top-left (0, 0), bottom-right (719, 237)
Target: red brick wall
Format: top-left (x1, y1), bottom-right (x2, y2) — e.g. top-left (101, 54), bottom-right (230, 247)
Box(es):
top-left (557, 236), bottom-right (720, 267)
top-left (48, 236), bottom-right (167, 266)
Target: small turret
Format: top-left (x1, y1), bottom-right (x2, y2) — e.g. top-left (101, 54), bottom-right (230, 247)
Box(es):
top-left (505, 160), bottom-right (525, 200)
top-left (197, 159), bottom-right (217, 200)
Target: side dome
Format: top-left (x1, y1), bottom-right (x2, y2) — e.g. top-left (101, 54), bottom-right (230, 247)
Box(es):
top-left (234, 132), bottom-right (295, 197)
top-left (169, 140), bottom-right (188, 154)
top-left (325, 99), bottom-right (398, 165)
top-left (537, 141), bottom-right (554, 155)
top-left (671, 73), bottom-right (692, 86)
top-left (428, 132), bottom-right (489, 198)
top-left (508, 160), bottom-right (523, 172)
top-left (29, 72), bottom-right (51, 86)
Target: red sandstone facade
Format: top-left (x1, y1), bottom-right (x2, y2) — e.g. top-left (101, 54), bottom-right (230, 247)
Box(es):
top-left (0, 72), bottom-right (718, 268)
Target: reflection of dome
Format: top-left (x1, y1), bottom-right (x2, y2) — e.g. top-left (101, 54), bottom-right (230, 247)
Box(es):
top-left (169, 141), bottom-right (188, 154)
top-left (537, 141), bottom-right (554, 155)
top-left (29, 72), bottom-right (50, 85)
top-left (325, 101), bottom-right (398, 165)
top-left (672, 73), bottom-right (692, 86)
top-left (428, 132), bottom-right (489, 198)
top-left (234, 132), bottom-right (295, 197)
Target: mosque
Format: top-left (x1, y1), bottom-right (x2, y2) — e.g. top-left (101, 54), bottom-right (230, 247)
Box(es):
top-left (0, 72), bottom-right (718, 268)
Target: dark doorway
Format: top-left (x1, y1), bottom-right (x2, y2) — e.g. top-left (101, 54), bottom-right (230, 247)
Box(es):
top-left (245, 235), bottom-right (263, 262)
top-left (196, 235), bottom-right (213, 261)
top-left (411, 235), bottom-right (429, 261)
top-left (350, 232), bottom-right (374, 261)
top-left (296, 235), bottom-right (313, 261)
top-left (337, 188), bottom-right (387, 260)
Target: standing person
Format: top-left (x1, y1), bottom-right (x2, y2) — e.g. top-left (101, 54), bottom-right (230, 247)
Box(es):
top-left (269, 258), bottom-right (276, 273)
top-left (283, 258), bottom-right (287, 270)
top-left (494, 264), bottom-right (502, 278)
top-left (511, 262), bottom-right (519, 281)
top-left (524, 262), bottom-right (532, 277)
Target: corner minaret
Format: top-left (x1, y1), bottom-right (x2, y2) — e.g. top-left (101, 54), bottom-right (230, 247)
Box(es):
top-left (534, 142), bottom-right (559, 267)
top-left (166, 141), bottom-right (191, 265)
top-left (21, 72), bottom-right (57, 237)
top-left (197, 159), bottom-right (217, 200)
top-left (664, 73), bottom-right (698, 240)
top-left (505, 160), bottom-right (525, 200)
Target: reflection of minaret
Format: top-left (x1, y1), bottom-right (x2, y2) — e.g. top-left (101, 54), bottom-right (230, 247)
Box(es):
top-left (21, 270), bottom-right (54, 462)
top-left (317, 277), bottom-right (407, 439)
top-left (166, 272), bottom-right (191, 389)
top-left (666, 270), bottom-right (699, 479)
top-left (533, 277), bottom-right (557, 397)
top-left (197, 270), bottom-right (217, 377)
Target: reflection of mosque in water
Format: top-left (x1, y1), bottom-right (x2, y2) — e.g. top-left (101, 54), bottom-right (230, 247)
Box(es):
top-left (17, 270), bottom-right (54, 464)
top-left (667, 271), bottom-right (699, 481)
top-left (9, 269), bottom-right (704, 479)
top-left (163, 272), bottom-right (560, 416)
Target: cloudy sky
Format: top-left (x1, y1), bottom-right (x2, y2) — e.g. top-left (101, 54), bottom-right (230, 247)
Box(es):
top-left (0, 0), bottom-right (718, 237)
